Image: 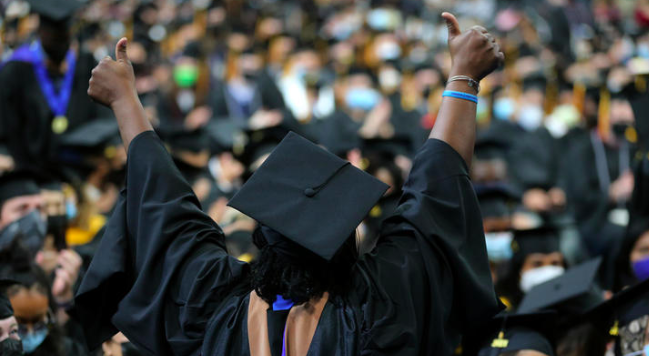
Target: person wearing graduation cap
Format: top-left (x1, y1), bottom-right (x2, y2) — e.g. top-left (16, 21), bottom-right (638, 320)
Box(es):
top-left (0, 172), bottom-right (46, 258)
top-left (468, 311), bottom-right (557, 356)
top-left (0, 0), bottom-right (110, 174)
top-left (0, 279), bottom-right (24, 356)
top-left (74, 12), bottom-right (504, 355)
top-left (496, 227), bottom-right (567, 310)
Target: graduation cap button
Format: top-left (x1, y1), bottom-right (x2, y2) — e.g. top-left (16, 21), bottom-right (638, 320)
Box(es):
top-left (304, 188), bottom-right (316, 197)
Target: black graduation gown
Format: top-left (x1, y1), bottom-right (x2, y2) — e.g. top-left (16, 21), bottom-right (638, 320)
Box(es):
top-left (508, 127), bottom-right (564, 192)
top-left (0, 51), bottom-right (111, 173)
top-left (74, 131), bottom-right (501, 355)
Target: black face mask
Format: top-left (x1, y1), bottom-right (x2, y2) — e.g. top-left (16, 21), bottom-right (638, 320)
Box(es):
top-left (0, 338), bottom-right (24, 356)
top-left (47, 215), bottom-right (68, 250)
top-left (422, 87), bottom-right (432, 100)
top-left (612, 123), bottom-right (633, 140)
top-left (242, 70), bottom-right (261, 82)
top-left (121, 342), bottom-right (143, 356)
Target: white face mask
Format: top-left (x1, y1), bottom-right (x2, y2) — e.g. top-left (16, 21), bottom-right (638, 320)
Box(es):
top-left (518, 105), bottom-right (544, 131)
top-left (519, 265), bottom-right (565, 293)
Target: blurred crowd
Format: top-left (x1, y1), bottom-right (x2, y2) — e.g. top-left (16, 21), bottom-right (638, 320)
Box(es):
top-left (1, 0), bottom-right (649, 355)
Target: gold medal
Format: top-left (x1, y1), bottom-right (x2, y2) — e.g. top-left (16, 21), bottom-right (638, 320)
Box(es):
top-left (52, 116), bottom-right (69, 134)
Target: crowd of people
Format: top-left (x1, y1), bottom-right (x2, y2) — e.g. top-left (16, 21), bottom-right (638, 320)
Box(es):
top-left (0, 0), bottom-right (649, 355)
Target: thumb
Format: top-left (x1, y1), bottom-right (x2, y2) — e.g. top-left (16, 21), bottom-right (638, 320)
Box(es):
top-left (441, 12), bottom-right (461, 41)
top-left (115, 37), bottom-right (129, 62)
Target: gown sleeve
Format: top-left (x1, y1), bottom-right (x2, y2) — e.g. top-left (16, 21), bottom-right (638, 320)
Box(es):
top-left (74, 131), bottom-right (249, 356)
top-left (356, 138), bottom-right (502, 354)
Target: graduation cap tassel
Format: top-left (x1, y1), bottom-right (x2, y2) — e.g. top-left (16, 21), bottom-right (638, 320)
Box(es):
top-left (610, 320), bottom-right (619, 336)
top-left (598, 87), bottom-right (611, 142)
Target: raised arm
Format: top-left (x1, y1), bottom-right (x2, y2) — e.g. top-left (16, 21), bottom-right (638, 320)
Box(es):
top-left (430, 13), bottom-right (503, 165)
top-left (87, 38), bottom-right (151, 150)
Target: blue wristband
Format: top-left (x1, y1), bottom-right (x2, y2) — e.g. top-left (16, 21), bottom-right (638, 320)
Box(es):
top-left (442, 90), bottom-right (478, 104)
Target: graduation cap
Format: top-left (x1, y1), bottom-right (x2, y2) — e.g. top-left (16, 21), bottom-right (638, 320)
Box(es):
top-left (518, 258), bottom-right (603, 314)
top-left (161, 127), bottom-right (210, 154)
top-left (512, 226), bottom-right (561, 257)
top-left (28, 0), bottom-right (83, 22)
top-left (474, 134), bottom-right (510, 161)
top-left (361, 137), bottom-right (413, 159)
top-left (476, 183), bottom-right (520, 219)
top-left (0, 171), bottom-right (40, 209)
top-left (58, 118), bottom-right (123, 174)
top-left (586, 278), bottom-right (649, 344)
top-left (228, 132), bottom-right (389, 261)
top-left (474, 311), bottom-right (557, 356)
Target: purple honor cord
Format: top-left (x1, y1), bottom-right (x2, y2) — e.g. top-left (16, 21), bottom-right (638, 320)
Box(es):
top-left (31, 41), bottom-right (77, 119)
top-left (273, 295), bottom-right (294, 356)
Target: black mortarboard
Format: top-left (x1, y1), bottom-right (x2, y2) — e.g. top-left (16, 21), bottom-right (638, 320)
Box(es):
top-left (476, 184), bottom-right (520, 219)
top-left (59, 118), bottom-right (121, 153)
top-left (512, 226), bottom-right (561, 257)
top-left (0, 278), bottom-right (18, 319)
top-left (585, 278), bottom-right (649, 356)
top-left (361, 137), bottom-right (413, 159)
top-left (161, 128), bottom-right (210, 154)
top-left (473, 311), bottom-right (557, 356)
top-left (58, 118), bottom-right (122, 176)
top-left (0, 171), bottom-right (40, 209)
top-left (28, 0), bottom-right (83, 22)
top-left (474, 135), bottom-right (510, 161)
top-left (228, 132), bottom-right (389, 261)
top-left (522, 74), bottom-right (548, 92)
top-left (518, 258), bottom-right (603, 314)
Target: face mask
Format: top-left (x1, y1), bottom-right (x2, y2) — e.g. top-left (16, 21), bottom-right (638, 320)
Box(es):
top-left (638, 43), bottom-right (649, 59)
top-left (65, 200), bottom-right (77, 221)
top-left (47, 215), bottom-right (67, 250)
top-left (21, 329), bottom-right (47, 354)
top-left (367, 9), bottom-right (395, 31)
top-left (632, 256), bottom-right (649, 282)
top-left (612, 123), bottom-right (633, 140)
top-left (0, 210), bottom-right (47, 255)
top-left (519, 265), bottom-right (565, 293)
top-left (484, 231), bottom-right (513, 262)
top-left (122, 342), bottom-right (143, 356)
top-left (242, 70), bottom-right (260, 82)
top-left (375, 42), bottom-right (401, 61)
top-left (493, 98), bottom-right (516, 121)
top-left (378, 69), bottom-right (401, 91)
top-left (176, 89), bottom-right (196, 113)
top-left (518, 105), bottom-right (544, 131)
top-left (0, 338), bottom-right (24, 356)
top-left (173, 64), bottom-right (199, 88)
top-left (345, 88), bottom-right (380, 111)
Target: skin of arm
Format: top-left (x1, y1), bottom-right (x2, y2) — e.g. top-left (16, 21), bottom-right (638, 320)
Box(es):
top-left (87, 38), bottom-right (151, 151)
top-left (430, 13), bottom-right (504, 166)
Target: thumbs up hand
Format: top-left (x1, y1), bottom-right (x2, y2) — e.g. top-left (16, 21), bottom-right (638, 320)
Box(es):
top-left (442, 12), bottom-right (504, 82)
top-left (88, 37), bottom-right (136, 108)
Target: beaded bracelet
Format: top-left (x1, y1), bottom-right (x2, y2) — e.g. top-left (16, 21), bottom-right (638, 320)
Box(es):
top-left (442, 90), bottom-right (479, 104)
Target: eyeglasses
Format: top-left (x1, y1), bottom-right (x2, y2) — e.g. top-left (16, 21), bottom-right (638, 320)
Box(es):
top-left (16, 309), bottom-right (54, 338)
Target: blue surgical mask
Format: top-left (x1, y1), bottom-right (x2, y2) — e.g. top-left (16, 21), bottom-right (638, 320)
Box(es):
top-left (493, 98), bottom-right (516, 121)
top-left (345, 88), bottom-right (380, 111)
top-left (66, 200), bottom-right (77, 220)
top-left (485, 231), bottom-right (514, 262)
top-left (632, 256), bottom-right (649, 282)
top-left (638, 43), bottom-right (649, 59)
top-left (21, 329), bottom-right (48, 354)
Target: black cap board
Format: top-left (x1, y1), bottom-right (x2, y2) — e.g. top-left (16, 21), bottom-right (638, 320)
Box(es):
top-left (228, 132), bottom-right (389, 261)
top-left (28, 0), bottom-right (84, 22)
top-left (0, 278), bottom-right (18, 320)
top-left (474, 311), bottom-right (557, 356)
top-left (511, 226), bottom-right (561, 257)
top-left (475, 183), bottom-right (520, 219)
top-left (518, 258), bottom-right (603, 314)
top-left (0, 171), bottom-right (40, 209)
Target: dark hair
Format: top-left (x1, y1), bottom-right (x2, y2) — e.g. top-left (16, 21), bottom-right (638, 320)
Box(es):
top-left (612, 219), bottom-right (649, 292)
top-left (249, 227), bottom-right (358, 305)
